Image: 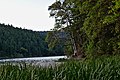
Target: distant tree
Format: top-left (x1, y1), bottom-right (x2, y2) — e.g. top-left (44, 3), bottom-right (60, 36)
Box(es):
top-left (0, 23), bottom-right (64, 58)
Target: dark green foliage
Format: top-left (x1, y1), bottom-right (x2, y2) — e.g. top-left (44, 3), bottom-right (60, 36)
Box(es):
top-left (48, 0), bottom-right (86, 56)
top-left (48, 0), bottom-right (120, 56)
top-left (0, 23), bottom-right (64, 58)
top-left (81, 0), bottom-right (120, 55)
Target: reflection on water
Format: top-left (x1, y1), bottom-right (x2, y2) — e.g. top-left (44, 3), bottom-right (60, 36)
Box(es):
top-left (0, 56), bottom-right (67, 62)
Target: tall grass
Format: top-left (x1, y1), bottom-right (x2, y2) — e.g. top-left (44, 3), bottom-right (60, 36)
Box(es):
top-left (0, 55), bottom-right (120, 80)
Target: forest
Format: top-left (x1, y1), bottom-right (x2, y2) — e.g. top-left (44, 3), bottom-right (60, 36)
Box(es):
top-left (47, 0), bottom-right (120, 58)
top-left (0, 23), bottom-right (64, 58)
top-left (0, 0), bottom-right (120, 80)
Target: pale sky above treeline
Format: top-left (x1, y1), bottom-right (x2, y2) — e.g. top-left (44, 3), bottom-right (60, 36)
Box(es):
top-left (0, 0), bottom-right (55, 31)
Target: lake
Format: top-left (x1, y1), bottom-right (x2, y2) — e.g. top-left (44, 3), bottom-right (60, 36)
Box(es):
top-left (0, 56), bottom-right (67, 62)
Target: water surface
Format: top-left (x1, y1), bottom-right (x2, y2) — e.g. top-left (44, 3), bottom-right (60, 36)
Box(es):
top-left (0, 56), bottom-right (67, 62)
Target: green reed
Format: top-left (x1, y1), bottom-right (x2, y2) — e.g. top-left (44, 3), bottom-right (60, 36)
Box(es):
top-left (0, 55), bottom-right (120, 80)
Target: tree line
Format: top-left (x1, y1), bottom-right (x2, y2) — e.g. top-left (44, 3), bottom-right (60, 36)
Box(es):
top-left (0, 23), bottom-right (64, 58)
top-left (47, 0), bottom-right (120, 57)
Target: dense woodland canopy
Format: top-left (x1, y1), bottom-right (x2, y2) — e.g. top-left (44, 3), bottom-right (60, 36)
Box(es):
top-left (0, 0), bottom-right (120, 58)
top-left (0, 23), bottom-right (64, 58)
top-left (47, 0), bottom-right (120, 57)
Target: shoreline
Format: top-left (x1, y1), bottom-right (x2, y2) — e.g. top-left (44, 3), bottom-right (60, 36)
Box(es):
top-left (0, 60), bottom-right (64, 68)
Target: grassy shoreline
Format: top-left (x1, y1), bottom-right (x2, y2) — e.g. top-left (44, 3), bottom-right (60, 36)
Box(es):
top-left (0, 55), bottom-right (120, 80)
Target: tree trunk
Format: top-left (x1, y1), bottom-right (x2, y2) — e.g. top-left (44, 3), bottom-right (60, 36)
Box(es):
top-left (70, 31), bottom-right (84, 58)
top-left (67, 17), bottom-right (84, 58)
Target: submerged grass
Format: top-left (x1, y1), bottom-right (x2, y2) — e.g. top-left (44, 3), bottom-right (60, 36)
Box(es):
top-left (0, 55), bottom-right (120, 80)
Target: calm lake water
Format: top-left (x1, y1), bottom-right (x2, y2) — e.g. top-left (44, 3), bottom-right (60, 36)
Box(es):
top-left (0, 56), bottom-right (67, 62)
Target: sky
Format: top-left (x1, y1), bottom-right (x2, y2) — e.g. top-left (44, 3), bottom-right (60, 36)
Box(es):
top-left (0, 0), bottom-right (55, 31)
